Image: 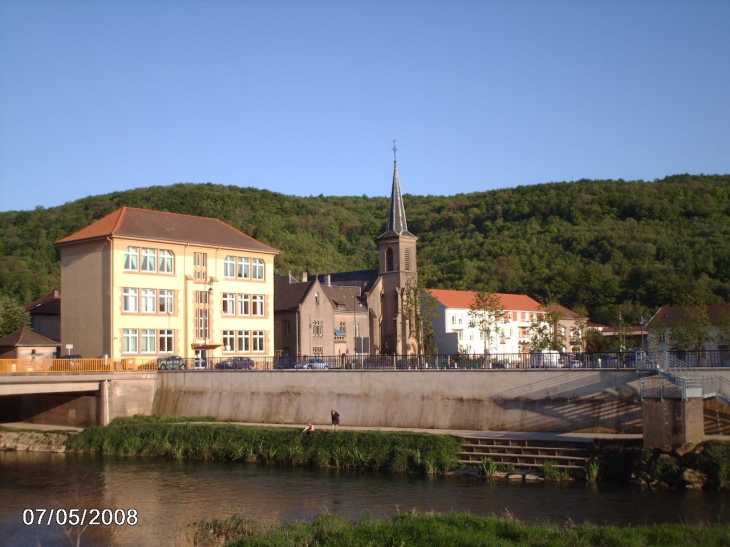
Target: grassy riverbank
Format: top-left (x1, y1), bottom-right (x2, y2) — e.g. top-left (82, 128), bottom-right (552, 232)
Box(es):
top-left (189, 512), bottom-right (730, 547)
top-left (65, 417), bottom-right (461, 474)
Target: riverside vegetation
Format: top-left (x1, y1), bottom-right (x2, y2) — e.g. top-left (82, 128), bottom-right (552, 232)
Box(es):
top-left (65, 416), bottom-right (461, 475)
top-left (188, 512), bottom-right (730, 547)
top-left (65, 416), bottom-right (730, 489)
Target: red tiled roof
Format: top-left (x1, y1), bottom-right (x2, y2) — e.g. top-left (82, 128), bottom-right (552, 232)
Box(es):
top-left (55, 207), bottom-right (279, 254)
top-left (427, 289), bottom-right (543, 311)
top-left (0, 328), bottom-right (59, 347)
top-left (547, 303), bottom-right (581, 318)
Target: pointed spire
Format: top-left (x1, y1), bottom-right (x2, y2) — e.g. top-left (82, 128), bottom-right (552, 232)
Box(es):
top-left (388, 139), bottom-right (409, 235)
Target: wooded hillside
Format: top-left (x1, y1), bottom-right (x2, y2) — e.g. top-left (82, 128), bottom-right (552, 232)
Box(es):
top-left (1, 174), bottom-right (728, 326)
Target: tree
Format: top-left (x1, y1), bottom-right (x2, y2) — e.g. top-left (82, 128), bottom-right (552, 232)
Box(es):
top-left (468, 291), bottom-right (505, 355)
top-left (0, 295), bottom-right (31, 337)
top-left (583, 328), bottom-right (608, 352)
top-left (402, 279), bottom-right (440, 355)
top-left (669, 305), bottom-right (714, 352)
top-left (569, 316), bottom-right (588, 352)
top-left (527, 305), bottom-right (566, 352)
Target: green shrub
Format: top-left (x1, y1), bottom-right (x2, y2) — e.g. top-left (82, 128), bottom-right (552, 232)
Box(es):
top-left (189, 511), bottom-right (730, 547)
top-left (585, 460), bottom-right (599, 483)
top-left (479, 457), bottom-right (499, 477)
top-left (681, 441), bottom-right (730, 489)
top-left (66, 418), bottom-right (463, 476)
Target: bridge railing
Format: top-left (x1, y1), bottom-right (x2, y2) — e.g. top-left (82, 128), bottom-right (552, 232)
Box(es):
top-left (0, 357), bottom-right (158, 373)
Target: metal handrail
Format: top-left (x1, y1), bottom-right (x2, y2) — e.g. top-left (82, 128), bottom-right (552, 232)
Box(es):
top-left (0, 357), bottom-right (158, 373)
top-left (2, 350), bottom-right (728, 374)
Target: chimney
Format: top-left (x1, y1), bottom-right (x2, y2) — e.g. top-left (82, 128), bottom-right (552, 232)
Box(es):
top-left (325, 274), bottom-right (331, 286)
top-left (301, 272), bottom-right (308, 282)
top-left (54, 290), bottom-right (60, 298)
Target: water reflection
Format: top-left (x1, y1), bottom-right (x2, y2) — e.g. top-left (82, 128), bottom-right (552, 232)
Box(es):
top-left (0, 452), bottom-right (728, 547)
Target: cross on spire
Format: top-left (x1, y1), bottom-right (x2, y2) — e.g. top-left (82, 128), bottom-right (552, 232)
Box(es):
top-left (392, 139), bottom-right (397, 161)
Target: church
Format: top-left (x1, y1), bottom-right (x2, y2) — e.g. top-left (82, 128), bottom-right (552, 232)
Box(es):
top-left (274, 148), bottom-right (418, 358)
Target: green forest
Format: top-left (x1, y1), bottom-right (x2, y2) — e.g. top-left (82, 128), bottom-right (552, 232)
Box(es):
top-left (1, 174), bottom-right (728, 327)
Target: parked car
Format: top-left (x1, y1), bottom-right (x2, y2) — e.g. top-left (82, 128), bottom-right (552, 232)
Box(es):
top-left (156, 355), bottom-right (187, 370)
top-left (529, 350), bottom-right (562, 368)
top-left (274, 356), bottom-right (298, 369)
top-left (216, 357), bottom-right (255, 370)
top-left (296, 358), bottom-right (330, 370)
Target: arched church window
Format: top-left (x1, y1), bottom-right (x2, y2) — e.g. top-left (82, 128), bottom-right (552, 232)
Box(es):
top-left (315, 292), bottom-right (319, 305)
top-left (386, 248), bottom-right (394, 271)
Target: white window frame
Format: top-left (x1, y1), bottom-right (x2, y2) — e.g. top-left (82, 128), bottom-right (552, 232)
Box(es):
top-left (253, 258), bottom-right (264, 280)
top-left (159, 290), bottom-right (174, 314)
top-left (123, 288), bottom-right (138, 313)
top-left (141, 329), bottom-right (156, 353)
top-left (238, 294), bottom-right (250, 315)
top-left (252, 295), bottom-right (264, 316)
top-left (159, 249), bottom-right (174, 274)
top-left (142, 289), bottom-right (156, 313)
top-left (238, 330), bottom-right (250, 352)
top-left (124, 247), bottom-right (139, 271)
top-left (141, 248), bottom-right (157, 272)
top-left (237, 257), bottom-right (250, 279)
top-left (223, 330), bottom-right (235, 352)
top-left (123, 329), bottom-right (138, 353)
top-left (222, 293), bottom-right (235, 315)
top-left (224, 256), bottom-right (236, 278)
top-left (159, 329), bottom-right (174, 353)
top-left (252, 330), bottom-right (265, 352)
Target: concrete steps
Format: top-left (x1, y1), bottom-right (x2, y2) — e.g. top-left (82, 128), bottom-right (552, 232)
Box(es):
top-left (458, 437), bottom-right (591, 471)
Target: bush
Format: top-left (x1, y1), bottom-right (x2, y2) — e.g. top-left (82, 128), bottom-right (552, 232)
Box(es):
top-left (66, 418), bottom-right (463, 475)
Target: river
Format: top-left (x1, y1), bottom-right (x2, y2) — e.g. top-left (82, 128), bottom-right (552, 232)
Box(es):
top-left (1, 452), bottom-right (728, 546)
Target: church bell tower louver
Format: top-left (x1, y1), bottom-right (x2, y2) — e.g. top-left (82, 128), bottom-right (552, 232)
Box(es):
top-left (377, 141), bottom-right (418, 355)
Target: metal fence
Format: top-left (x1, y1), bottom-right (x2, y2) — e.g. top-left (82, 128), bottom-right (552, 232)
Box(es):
top-left (1, 350), bottom-right (728, 374)
top-left (0, 357), bottom-right (158, 373)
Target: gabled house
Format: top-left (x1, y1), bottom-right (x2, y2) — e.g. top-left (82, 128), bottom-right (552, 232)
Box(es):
top-left (0, 328), bottom-right (60, 360)
top-left (55, 207), bottom-right (279, 361)
top-left (274, 273), bottom-right (368, 358)
top-left (426, 289), bottom-right (582, 355)
top-left (647, 304), bottom-right (730, 352)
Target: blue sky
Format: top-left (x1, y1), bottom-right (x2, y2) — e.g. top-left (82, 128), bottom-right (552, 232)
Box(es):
top-left (1, 0), bottom-right (728, 212)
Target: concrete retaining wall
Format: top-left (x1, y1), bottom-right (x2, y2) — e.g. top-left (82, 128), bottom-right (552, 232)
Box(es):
top-left (153, 369), bottom-right (643, 433)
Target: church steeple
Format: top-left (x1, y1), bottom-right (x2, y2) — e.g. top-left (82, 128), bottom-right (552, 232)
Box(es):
top-left (388, 141), bottom-right (409, 236)
top-left (376, 140), bottom-right (418, 355)
top-left (381, 140), bottom-right (414, 239)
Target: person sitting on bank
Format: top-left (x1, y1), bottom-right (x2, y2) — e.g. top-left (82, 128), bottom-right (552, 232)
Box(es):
top-left (331, 410), bottom-right (340, 431)
top-left (302, 423), bottom-right (315, 436)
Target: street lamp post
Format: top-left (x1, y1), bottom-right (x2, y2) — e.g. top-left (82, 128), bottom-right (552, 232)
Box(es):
top-left (353, 295), bottom-right (357, 359)
top-left (206, 282), bottom-right (213, 369)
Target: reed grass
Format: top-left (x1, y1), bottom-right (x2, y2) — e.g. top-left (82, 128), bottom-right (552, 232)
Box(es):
top-left (65, 418), bottom-right (462, 475)
top-left (188, 511), bottom-right (730, 547)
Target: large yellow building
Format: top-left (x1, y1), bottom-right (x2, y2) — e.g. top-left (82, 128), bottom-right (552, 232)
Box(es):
top-left (55, 207), bottom-right (279, 362)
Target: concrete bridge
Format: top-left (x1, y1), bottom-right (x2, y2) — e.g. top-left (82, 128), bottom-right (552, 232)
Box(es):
top-left (0, 372), bottom-right (156, 428)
